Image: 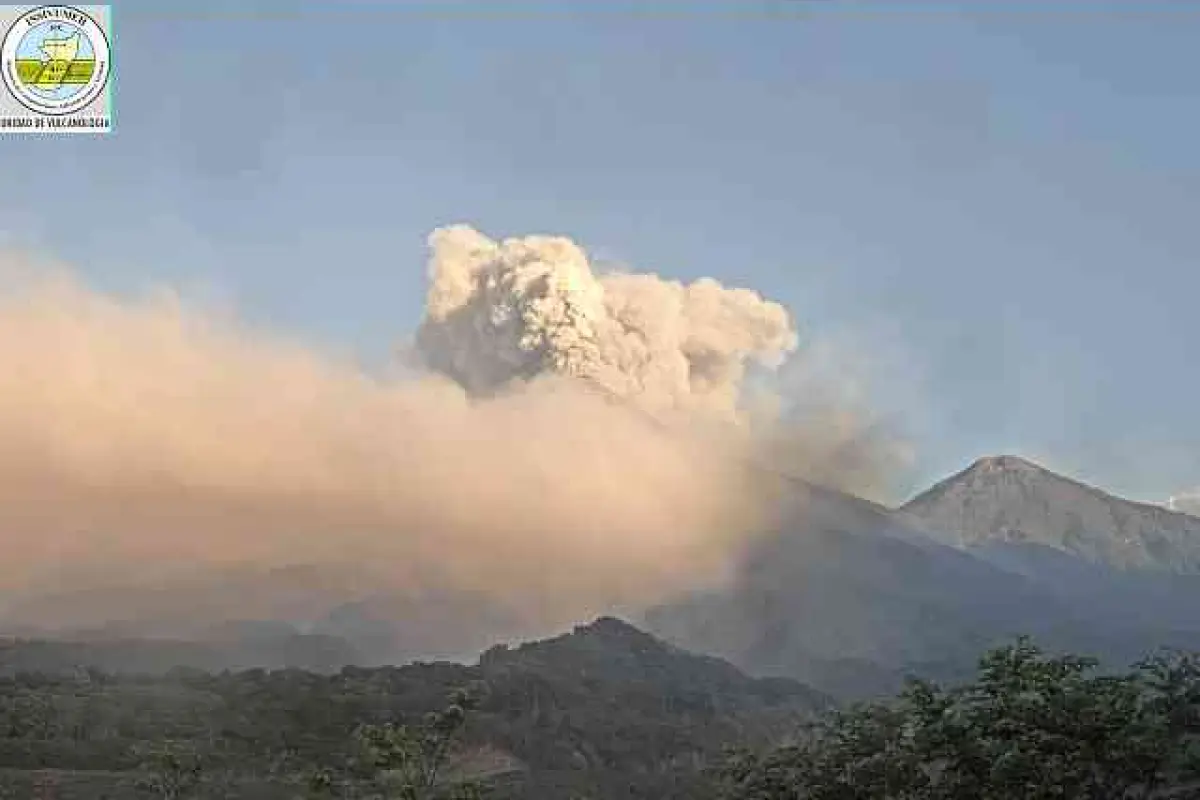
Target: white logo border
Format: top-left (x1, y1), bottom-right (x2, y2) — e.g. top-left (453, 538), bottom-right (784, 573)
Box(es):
top-left (1, 4), bottom-right (110, 117)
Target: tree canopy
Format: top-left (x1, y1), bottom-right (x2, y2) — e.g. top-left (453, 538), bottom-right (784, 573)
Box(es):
top-left (720, 639), bottom-right (1200, 799)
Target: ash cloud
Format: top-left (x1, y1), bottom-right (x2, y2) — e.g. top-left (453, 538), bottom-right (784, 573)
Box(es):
top-left (0, 226), bottom-right (899, 654)
top-left (415, 225), bottom-right (798, 422)
top-left (1168, 491), bottom-right (1200, 517)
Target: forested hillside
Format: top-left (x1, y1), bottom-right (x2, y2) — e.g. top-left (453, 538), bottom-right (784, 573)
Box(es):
top-left (0, 618), bottom-right (828, 799)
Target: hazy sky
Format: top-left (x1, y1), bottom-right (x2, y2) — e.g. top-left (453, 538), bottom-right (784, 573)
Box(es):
top-left (2, 1), bottom-right (1198, 502)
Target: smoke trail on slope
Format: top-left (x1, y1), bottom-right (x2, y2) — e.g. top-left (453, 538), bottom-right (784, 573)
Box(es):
top-left (1168, 491), bottom-right (1200, 517)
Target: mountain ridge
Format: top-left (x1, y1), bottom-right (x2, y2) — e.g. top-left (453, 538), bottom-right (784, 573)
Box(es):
top-left (897, 454), bottom-right (1200, 572)
top-left (646, 454), bottom-right (1200, 698)
top-left (904, 455), bottom-right (1200, 526)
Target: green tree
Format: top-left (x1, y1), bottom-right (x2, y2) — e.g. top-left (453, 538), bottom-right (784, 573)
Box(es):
top-left (132, 740), bottom-right (205, 800)
top-left (316, 685), bottom-right (485, 800)
top-left (720, 639), bottom-right (1200, 800)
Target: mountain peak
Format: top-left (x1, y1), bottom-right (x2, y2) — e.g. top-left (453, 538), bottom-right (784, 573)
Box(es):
top-left (967, 454), bottom-right (1043, 474)
top-left (901, 454), bottom-right (1055, 516)
top-left (477, 616), bottom-right (829, 711)
top-left (573, 616), bottom-right (652, 640)
top-left (479, 616), bottom-right (673, 671)
top-left (899, 455), bottom-right (1200, 572)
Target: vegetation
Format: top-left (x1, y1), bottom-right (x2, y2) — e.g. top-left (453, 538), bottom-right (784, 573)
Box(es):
top-left (719, 638), bottom-right (1200, 799)
top-left (309, 685), bottom-right (485, 799)
top-left (0, 618), bottom-right (824, 798)
top-left (0, 622), bottom-right (1197, 798)
top-left (133, 741), bottom-right (206, 799)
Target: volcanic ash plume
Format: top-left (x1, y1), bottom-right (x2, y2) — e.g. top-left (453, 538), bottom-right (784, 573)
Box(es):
top-left (415, 225), bottom-right (798, 422)
top-left (0, 232), bottom-right (797, 644)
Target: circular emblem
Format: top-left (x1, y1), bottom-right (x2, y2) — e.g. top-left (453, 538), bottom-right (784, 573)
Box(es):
top-left (2, 5), bottom-right (110, 116)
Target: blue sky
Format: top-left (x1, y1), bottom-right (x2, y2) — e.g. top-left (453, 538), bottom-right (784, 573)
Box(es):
top-left (2, 0), bottom-right (1198, 502)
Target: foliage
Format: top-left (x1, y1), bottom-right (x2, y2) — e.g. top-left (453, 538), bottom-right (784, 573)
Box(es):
top-left (346, 686), bottom-right (484, 800)
top-left (2, 629), bottom-right (1197, 798)
top-left (132, 741), bottom-right (205, 799)
top-left (719, 638), bottom-right (1200, 799)
top-left (0, 618), bottom-right (824, 798)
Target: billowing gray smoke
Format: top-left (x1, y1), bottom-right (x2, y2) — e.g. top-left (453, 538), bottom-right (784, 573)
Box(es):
top-left (0, 226), bottom-right (901, 656)
top-left (415, 225), bottom-right (798, 422)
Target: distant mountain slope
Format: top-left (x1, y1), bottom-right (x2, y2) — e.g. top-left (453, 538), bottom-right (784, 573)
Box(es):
top-left (646, 474), bottom-right (1200, 699)
top-left (647, 479), bottom-right (1068, 697)
top-left (898, 455), bottom-right (1200, 572)
top-left (0, 630), bottom-right (363, 676)
top-left (966, 540), bottom-right (1200, 638)
top-left (0, 565), bottom-right (523, 668)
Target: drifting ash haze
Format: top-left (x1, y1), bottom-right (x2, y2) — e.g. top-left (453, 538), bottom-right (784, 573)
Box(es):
top-left (0, 226), bottom-right (895, 648)
top-left (1168, 492), bottom-right (1200, 517)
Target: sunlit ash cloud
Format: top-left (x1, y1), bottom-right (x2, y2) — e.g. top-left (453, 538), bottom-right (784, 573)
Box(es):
top-left (0, 226), bottom-right (899, 648)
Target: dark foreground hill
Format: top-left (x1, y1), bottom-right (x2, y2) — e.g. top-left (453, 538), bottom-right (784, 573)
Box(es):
top-left (0, 617), bottom-right (828, 799)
